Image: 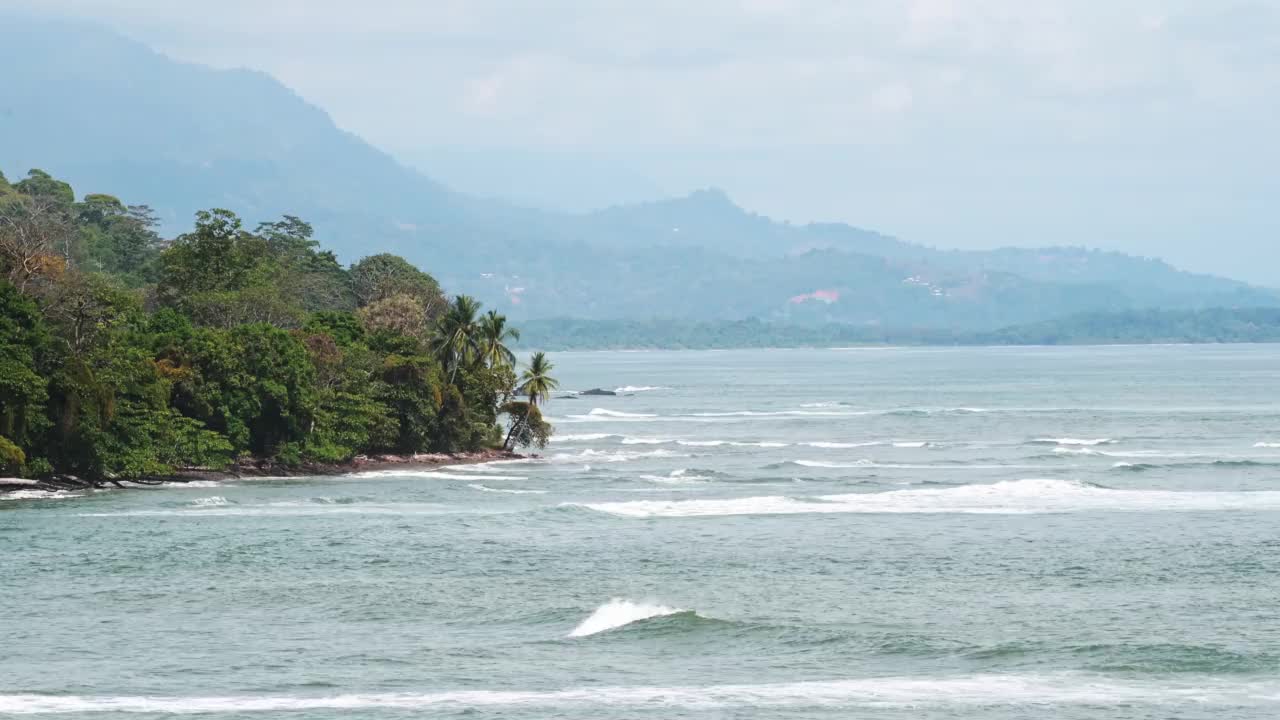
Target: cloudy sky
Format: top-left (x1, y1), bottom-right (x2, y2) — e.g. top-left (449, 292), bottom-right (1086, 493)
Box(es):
top-left (15, 0), bottom-right (1280, 283)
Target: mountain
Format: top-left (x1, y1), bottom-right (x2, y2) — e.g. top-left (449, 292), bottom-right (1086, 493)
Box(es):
top-left (3, 15), bottom-right (1276, 330)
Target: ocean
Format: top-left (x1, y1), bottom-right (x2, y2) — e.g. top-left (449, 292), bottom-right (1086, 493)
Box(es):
top-left (4, 345), bottom-right (1280, 719)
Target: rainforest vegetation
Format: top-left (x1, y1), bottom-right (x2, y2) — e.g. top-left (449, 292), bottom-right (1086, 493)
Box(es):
top-left (0, 168), bottom-right (554, 484)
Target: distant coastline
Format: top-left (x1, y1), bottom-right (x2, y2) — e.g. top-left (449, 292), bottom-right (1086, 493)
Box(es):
top-left (515, 308), bottom-right (1280, 351)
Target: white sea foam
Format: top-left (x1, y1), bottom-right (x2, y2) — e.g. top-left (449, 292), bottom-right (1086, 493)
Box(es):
top-left (892, 441), bottom-right (931, 448)
top-left (1033, 438), bottom-right (1114, 446)
top-left (639, 469), bottom-right (712, 484)
top-left (165, 480), bottom-right (223, 488)
top-left (467, 484), bottom-right (547, 495)
top-left (550, 449), bottom-right (684, 464)
top-left (190, 496), bottom-right (232, 507)
top-left (1050, 448), bottom-right (1215, 460)
top-left (804, 441), bottom-right (883, 449)
top-left (1053, 447), bottom-right (1102, 456)
top-left (0, 489), bottom-right (80, 501)
top-left (790, 459), bottom-right (1018, 470)
top-left (350, 470), bottom-right (527, 481)
top-left (446, 459), bottom-right (535, 470)
top-left (621, 437), bottom-right (672, 445)
top-left (574, 478), bottom-right (1280, 518)
top-left (568, 599), bottom-right (685, 637)
top-left (614, 385), bottom-right (668, 393)
top-left (691, 409), bottom-right (869, 418)
top-left (436, 462), bottom-right (530, 473)
top-left (550, 433), bottom-right (616, 442)
top-left (76, 502), bottom-right (484, 518)
top-left (1256, 442), bottom-right (1280, 448)
top-left (586, 408), bottom-right (658, 418)
top-left (5, 674), bottom-right (1279, 713)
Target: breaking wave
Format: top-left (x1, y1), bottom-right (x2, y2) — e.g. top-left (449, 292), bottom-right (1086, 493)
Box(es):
top-left (468, 484), bottom-right (547, 495)
top-left (77, 502), bottom-right (486, 518)
top-left (0, 489), bottom-right (81, 501)
top-left (190, 496), bottom-right (233, 507)
top-left (568, 599), bottom-right (688, 637)
top-left (690, 409), bottom-right (870, 418)
top-left (6, 674), bottom-right (1280, 712)
top-left (614, 385), bottom-right (668, 393)
top-left (775, 459), bottom-right (1036, 471)
top-left (638, 468), bottom-right (719, 484)
top-left (585, 409), bottom-right (658, 418)
top-left (351, 470), bottom-right (528, 481)
top-left (1032, 438), bottom-right (1114, 446)
top-left (573, 478), bottom-right (1280, 518)
top-left (550, 449), bottom-right (685, 464)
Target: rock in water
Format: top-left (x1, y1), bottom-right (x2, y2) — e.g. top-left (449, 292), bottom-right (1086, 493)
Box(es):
top-left (580, 388), bottom-right (617, 396)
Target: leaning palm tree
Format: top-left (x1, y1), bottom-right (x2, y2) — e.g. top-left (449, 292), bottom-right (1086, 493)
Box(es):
top-left (435, 295), bottom-right (482, 382)
top-left (504, 352), bottom-right (559, 450)
top-left (478, 310), bottom-right (520, 369)
top-left (519, 351), bottom-right (558, 407)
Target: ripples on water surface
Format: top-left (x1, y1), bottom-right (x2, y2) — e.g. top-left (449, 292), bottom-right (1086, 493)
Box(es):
top-left (5, 346), bottom-right (1280, 719)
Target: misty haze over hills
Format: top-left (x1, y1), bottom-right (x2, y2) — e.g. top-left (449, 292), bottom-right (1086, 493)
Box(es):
top-left (2, 16), bottom-right (1277, 332)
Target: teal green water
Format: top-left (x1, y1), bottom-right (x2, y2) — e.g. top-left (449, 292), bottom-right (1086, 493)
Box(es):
top-left (5, 345), bottom-right (1280, 718)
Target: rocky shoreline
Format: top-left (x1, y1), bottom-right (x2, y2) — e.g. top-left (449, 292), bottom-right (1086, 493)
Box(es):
top-left (0, 448), bottom-right (527, 495)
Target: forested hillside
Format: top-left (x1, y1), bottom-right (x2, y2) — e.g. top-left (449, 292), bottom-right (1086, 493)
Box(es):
top-left (517, 309), bottom-right (1280, 350)
top-left (0, 168), bottom-right (553, 483)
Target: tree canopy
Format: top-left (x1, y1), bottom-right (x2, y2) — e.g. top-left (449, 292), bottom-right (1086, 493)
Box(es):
top-left (0, 167), bottom-right (554, 483)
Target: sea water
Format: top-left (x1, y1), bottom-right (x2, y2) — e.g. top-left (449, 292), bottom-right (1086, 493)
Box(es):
top-left (4, 345), bottom-right (1280, 719)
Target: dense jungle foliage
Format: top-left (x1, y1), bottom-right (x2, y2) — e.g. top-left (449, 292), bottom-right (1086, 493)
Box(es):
top-left (0, 168), bottom-right (554, 481)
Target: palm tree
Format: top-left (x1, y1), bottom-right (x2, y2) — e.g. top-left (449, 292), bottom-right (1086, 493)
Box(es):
top-left (435, 295), bottom-right (482, 382)
top-left (519, 351), bottom-right (558, 407)
top-left (478, 310), bottom-right (519, 369)
top-left (504, 352), bottom-right (558, 450)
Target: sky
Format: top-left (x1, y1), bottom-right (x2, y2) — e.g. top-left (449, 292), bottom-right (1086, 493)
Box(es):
top-left (13, 0), bottom-right (1280, 284)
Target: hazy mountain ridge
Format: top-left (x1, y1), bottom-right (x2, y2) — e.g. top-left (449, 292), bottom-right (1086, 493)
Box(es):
top-left (3, 15), bottom-right (1275, 330)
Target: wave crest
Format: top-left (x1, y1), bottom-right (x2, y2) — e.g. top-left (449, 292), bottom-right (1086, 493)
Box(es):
top-left (574, 478), bottom-right (1280, 518)
top-left (569, 599), bottom-right (686, 637)
top-left (8, 674), bottom-right (1280, 712)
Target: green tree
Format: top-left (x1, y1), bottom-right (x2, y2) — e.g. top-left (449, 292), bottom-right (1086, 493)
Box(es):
top-left (257, 215), bottom-right (355, 312)
top-left (500, 400), bottom-right (552, 450)
top-left (171, 324), bottom-right (318, 461)
top-left (504, 352), bottom-right (557, 450)
top-left (13, 169), bottom-right (74, 205)
top-left (519, 351), bottom-right (558, 407)
top-left (0, 281), bottom-right (50, 456)
top-left (157, 209), bottom-right (271, 304)
top-left (478, 310), bottom-right (519, 369)
top-left (435, 295), bottom-right (482, 382)
top-left (76, 196), bottom-right (163, 284)
top-left (0, 435), bottom-right (24, 473)
top-left (375, 349), bottom-right (444, 453)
